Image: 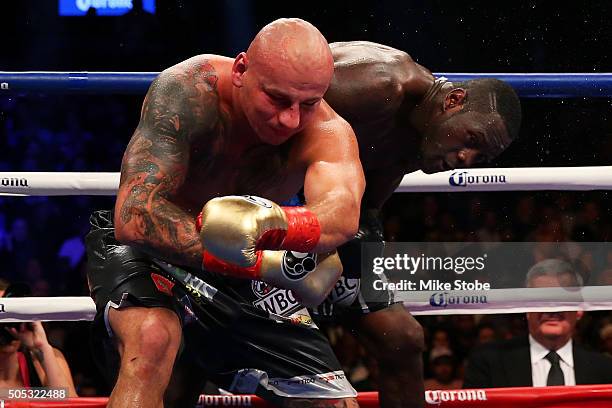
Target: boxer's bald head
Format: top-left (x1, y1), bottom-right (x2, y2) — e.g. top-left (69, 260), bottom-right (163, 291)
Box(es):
top-left (247, 18), bottom-right (333, 80)
top-left (232, 18), bottom-right (334, 144)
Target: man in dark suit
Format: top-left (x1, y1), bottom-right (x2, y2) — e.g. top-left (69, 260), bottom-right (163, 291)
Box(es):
top-left (464, 259), bottom-right (612, 388)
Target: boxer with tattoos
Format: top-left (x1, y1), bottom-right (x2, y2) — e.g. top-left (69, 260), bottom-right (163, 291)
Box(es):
top-left (86, 19), bottom-right (364, 408)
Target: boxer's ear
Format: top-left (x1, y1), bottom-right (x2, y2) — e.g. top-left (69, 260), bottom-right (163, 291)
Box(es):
top-left (444, 88), bottom-right (466, 111)
top-left (232, 52), bottom-right (248, 87)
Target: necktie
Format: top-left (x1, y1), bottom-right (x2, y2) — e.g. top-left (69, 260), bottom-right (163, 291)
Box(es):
top-left (545, 350), bottom-right (565, 386)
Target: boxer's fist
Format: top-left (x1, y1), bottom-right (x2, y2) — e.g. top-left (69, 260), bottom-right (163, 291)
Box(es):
top-left (199, 195), bottom-right (320, 268)
top-left (203, 249), bottom-right (342, 307)
top-left (263, 250), bottom-right (343, 307)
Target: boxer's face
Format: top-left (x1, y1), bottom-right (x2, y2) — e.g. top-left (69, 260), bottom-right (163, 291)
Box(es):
top-left (233, 53), bottom-right (331, 145)
top-left (419, 111), bottom-right (511, 174)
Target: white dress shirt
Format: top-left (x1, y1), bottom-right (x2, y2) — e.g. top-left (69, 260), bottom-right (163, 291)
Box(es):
top-left (529, 335), bottom-right (575, 387)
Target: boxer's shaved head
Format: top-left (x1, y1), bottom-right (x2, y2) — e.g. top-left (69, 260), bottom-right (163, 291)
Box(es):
top-left (247, 18), bottom-right (334, 84)
top-left (233, 18), bottom-right (334, 144)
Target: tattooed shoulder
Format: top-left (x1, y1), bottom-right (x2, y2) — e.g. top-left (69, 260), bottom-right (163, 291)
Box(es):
top-left (114, 59), bottom-right (225, 265)
top-left (118, 59), bottom-right (222, 219)
top-left (142, 59), bottom-right (222, 142)
top-left (120, 59), bottom-right (223, 182)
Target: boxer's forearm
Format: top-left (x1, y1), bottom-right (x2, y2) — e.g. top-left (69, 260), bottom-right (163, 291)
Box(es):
top-left (306, 190), bottom-right (360, 252)
top-left (115, 191), bottom-right (202, 268)
top-left (114, 66), bottom-right (219, 268)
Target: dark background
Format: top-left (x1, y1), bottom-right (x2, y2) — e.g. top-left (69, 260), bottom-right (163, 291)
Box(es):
top-left (0, 0), bottom-right (611, 396)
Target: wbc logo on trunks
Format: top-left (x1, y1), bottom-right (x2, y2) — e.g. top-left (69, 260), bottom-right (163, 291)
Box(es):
top-left (251, 280), bottom-right (274, 298)
top-left (282, 251), bottom-right (317, 280)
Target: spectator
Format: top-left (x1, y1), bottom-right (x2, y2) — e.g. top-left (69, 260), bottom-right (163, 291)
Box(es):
top-left (464, 259), bottom-right (612, 388)
top-left (424, 352), bottom-right (462, 390)
top-left (476, 323), bottom-right (498, 346)
top-left (431, 328), bottom-right (451, 349)
top-left (450, 315), bottom-right (477, 360)
top-left (424, 327), bottom-right (454, 376)
top-left (600, 324), bottom-right (612, 357)
top-left (0, 282), bottom-right (77, 396)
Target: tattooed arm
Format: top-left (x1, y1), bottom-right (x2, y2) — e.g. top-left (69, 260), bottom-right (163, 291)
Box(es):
top-left (114, 64), bottom-right (219, 268)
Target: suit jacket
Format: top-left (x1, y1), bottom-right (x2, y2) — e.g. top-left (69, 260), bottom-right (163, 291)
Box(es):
top-left (463, 336), bottom-right (612, 388)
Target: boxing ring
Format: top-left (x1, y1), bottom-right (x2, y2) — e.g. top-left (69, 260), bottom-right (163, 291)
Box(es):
top-left (1, 72), bottom-right (612, 406)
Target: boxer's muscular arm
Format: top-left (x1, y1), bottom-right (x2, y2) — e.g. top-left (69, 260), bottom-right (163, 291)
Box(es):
top-left (114, 66), bottom-right (219, 268)
top-left (301, 115), bottom-right (365, 252)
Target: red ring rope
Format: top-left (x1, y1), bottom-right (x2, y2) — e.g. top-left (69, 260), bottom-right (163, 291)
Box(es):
top-left (2, 385), bottom-right (612, 407)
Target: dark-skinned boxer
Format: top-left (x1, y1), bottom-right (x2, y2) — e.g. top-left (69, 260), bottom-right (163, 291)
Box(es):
top-left (308, 41), bottom-right (522, 408)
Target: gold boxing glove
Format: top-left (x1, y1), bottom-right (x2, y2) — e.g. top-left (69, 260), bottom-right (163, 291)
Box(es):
top-left (198, 195), bottom-right (320, 268)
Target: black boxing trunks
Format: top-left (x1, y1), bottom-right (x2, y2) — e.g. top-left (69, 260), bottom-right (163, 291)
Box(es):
top-left (85, 210), bottom-right (356, 403)
top-left (311, 209), bottom-right (394, 319)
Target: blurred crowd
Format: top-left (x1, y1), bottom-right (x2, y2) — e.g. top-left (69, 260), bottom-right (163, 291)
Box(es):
top-left (326, 305), bottom-right (612, 392)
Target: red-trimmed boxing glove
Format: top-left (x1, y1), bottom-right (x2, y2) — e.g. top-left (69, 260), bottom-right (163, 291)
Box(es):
top-left (195, 196), bottom-right (340, 306)
top-left (201, 248), bottom-right (343, 307)
top-left (197, 195), bottom-right (320, 267)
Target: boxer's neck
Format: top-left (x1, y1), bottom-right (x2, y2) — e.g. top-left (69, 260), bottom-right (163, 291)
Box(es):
top-left (213, 59), bottom-right (263, 151)
top-left (408, 77), bottom-right (454, 133)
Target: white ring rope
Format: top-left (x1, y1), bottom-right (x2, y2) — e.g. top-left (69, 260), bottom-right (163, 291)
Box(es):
top-left (1, 166), bottom-right (612, 196)
top-left (399, 286), bottom-right (612, 315)
top-left (0, 172), bottom-right (120, 196)
top-left (0, 296), bottom-right (96, 322)
top-left (2, 167), bottom-right (612, 320)
top-left (399, 166), bottom-right (612, 192)
top-left (2, 287), bottom-right (612, 321)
